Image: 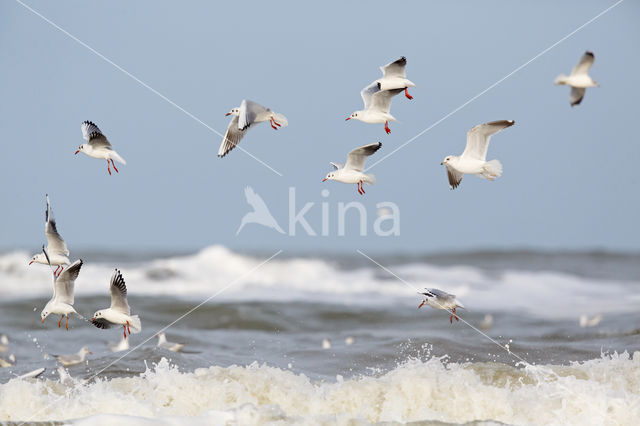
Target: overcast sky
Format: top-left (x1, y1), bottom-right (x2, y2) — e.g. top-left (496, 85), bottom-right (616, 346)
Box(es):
top-left (1, 0), bottom-right (638, 255)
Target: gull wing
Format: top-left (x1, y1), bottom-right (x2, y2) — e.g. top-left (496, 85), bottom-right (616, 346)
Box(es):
top-left (53, 259), bottom-right (82, 305)
top-left (360, 82), bottom-right (380, 110)
top-left (570, 87), bottom-right (586, 107)
top-left (109, 269), bottom-right (130, 315)
top-left (369, 88), bottom-right (403, 114)
top-left (445, 165), bottom-right (463, 189)
top-left (91, 318), bottom-right (113, 329)
top-left (81, 121), bottom-right (112, 150)
top-left (571, 51), bottom-right (594, 76)
top-left (329, 162), bottom-right (344, 170)
top-left (461, 120), bottom-right (514, 161)
top-left (45, 195), bottom-right (69, 257)
top-left (380, 56), bottom-right (407, 78)
top-left (218, 114), bottom-right (246, 157)
top-left (344, 142), bottom-right (382, 172)
top-left (238, 99), bottom-right (269, 131)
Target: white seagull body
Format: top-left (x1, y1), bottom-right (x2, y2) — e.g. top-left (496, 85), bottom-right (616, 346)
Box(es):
top-left (75, 121), bottom-right (127, 175)
top-left (40, 259), bottom-right (83, 330)
top-left (418, 288), bottom-right (465, 323)
top-left (554, 51), bottom-right (598, 106)
top-left (30, 195), bottom-right (70, 276)
top-left (156, 332), bottom-right (184, 352)
top-left (54, 346), bottom-right (92, 367)
top-left (218, 99), bottom-right (288, 158)
top-left (347, 57), bottom-right (414, 134)
top-left (323, 142), bottom-right (382, 194)
top-left (91, 269), bottom-right (142, 339)
top-left (441, 120), bottom-right (515, 189)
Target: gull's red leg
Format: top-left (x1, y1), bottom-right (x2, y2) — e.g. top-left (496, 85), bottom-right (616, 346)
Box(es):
top-left (453, 307), bottom-right (459, 321)
top-left (450, 314), bottom-right (453, 324)
top-left (384, 121), bottom-right (391, 134)
top-left (123, 326), bottom-right (127, 339)
top-left (270, 118), bottom-right (278, 130)
top-left (111, 159), bottom-right (119, 173)
top-left (57, 266), bottom-right (64, 277)
top-left (404, 88), bottom-right (413, 100)
top-left (54, 265), bottom-right (60, 275)
top-left (357, 182), bottom-right (362, 195)
top-left (272, 117), bottom-right (282, 127)
top-left (107, 161), bottom-right (112, 175)
top-left (360, 180), bottom-right (365, 194)
top-left (126, 321), bottom-right (131, 335)
top-left (65, 315), bottom-right (69, 331)
top-left (58, 315), bottom-right (63, 328)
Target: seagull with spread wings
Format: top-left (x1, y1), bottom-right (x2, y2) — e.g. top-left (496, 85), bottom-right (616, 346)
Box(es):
top-left (441, 120), bottom-right (515, 190)
top-left (75, 121), bottom-right (127, 175)
top-left (29, 195), bottom-right (70, 277)
top-left (375, 56), bottom-right (415, 99)
top-left (91, 269), bottom-right (141, 339)
top-left (418, 288), bottom-right (465, 324)
top-left (40, 258), bottom-right (83, 330)
top-left (554, 51), bottom-right (599, 106)
top-left (323, 142), bottom-right (382, 195)
top-left (218, 100), bottom-right (288, 158)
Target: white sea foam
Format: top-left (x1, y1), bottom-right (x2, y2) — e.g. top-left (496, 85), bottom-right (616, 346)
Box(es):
top-left (2, 247), bottom-right (639, 318)
top-left (1, 352), bottom-right (639, 424)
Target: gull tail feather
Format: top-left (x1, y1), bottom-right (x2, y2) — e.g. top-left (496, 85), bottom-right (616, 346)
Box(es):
top-left (482, 160), bottom-right (502, 179)
top-left (128, 315), bottom-right (142, 333)
top-left (111, 151), bottom-right (127, 165)
top-left (364, 173), bottom-right (376, 184)
top-left (271, 113), bottom-right (288, 127)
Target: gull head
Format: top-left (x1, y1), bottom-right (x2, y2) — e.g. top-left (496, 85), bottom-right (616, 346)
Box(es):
top-left (29, 253), bottom-right (45, 265)
top-left (79, 346), bottom-right (92, 356)
top-left (345, 111), bottom-right (361, 121)
top-left (74, 144), bottom-right (85, 155)
top-left (225, 108), bottom-right (240, 117)
top-left (90, 310), bottom-right (104, 322)
top-left (322, 172), bottom-right (336, 182)
top-left (40, 309), bottom-right (49, 323)
top-left (441, 155), bottom-right (455, 166)
top-left (418, 298), bottom-right (428, 309)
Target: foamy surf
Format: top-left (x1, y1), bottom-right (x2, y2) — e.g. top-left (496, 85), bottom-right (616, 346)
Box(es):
top-left (1, 353), bottom-right (639, 424)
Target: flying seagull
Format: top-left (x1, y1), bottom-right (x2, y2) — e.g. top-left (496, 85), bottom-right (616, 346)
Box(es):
top-left (91, 269), bottom-right (142, 339)
top-left (75, 121), bottom-right (127, 175)
top-left (29, 195), bottom-right (70, 277)
top-left (418, 288), bottom-right (465, 324)
top-left (323, 142), bottom-right (382, 195)
top-left (218, 100), bottom-right (288, 158)
top-left (441, 120), bottom-right (515, 189)
top-left (41, 258), bottom-right (83, 330)
top-left (554, 51), bottom-right (599, 106)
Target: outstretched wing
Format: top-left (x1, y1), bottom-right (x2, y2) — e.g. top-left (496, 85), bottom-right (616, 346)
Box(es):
top-left (571, 51), bottom-right (594, 76)
top-left (461, 120), bottom-right (514, 161)
top-left (380, 56), bottom-right (407, 78)
top-left (54, 259), bottom-right (82, 305)
top-left (360, 82), bottom-right (380, 110)
top-left (445, 165), bottom-right (463, 190)
top-left (81, 121), bottom-right (112, 149)
top-left (109, 269), bottom-right (130, 315)
top-left (570, 87), bottom-right (586, 107)
top-left (329, 162), bottom-right (344, 170)
top-left (45, 195), bottom-right (69, 257)
top-left (238, 99), bottom-right (269, 131)
top-left (91, 318), bottom-right (113, 329)
top-left (344, 142), bottom-right (382, 172)
top-left (218, 114), bottom-right (246, 157)
top-left (369, 88), bottom-right (403, 114)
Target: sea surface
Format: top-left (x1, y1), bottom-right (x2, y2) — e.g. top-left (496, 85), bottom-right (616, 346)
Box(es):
top-left (0, 246), bottom-right (639, 425)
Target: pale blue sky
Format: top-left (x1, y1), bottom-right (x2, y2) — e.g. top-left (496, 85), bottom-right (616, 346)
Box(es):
top-left (1, 0), bottom-right (638, 254)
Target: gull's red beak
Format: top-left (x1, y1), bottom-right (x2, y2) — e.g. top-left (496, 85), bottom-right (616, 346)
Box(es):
top-left (418, 301), bottom-right (425, 309)
top-left (345, 117), bottom-right (351, 121)
top-left (29, 260), bottom-right (34, 265)
top-left (41, 318), bottom-right (45, 323)
top-left (89, 351), bottom-right (93, 355)
top-left (322, 178), bottom-right (327, 182)
top-left (225, 113), bottom-right (231, 116)
top-left (90, 318), bottom-right (95, 322)
top-left (74, 150), bottom-right (80, 155)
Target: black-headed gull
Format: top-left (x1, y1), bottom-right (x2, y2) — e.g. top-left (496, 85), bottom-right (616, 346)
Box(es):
top-left (218, 99), bottom-right (288, 158)
top-left (554, 51), bottom-right (598, 106)
top-left (91, 269), bottom-right (142, 339)
top-left (41, 258), bottom-right (83, 330)
top-left (346, 83), bottom-right (404, 134)
top-left (441, 120), bottom-right (515, 189)
top-left (156, 332), bottom-right (184, 352)
top-left (323, 142), bottom-right (382, 195)
top-left (53, 346), bottom-right (92, 367)
top-left (75, 121), bottom-right (127, 175)
top-left (29, 195), bottom-right (70, 277)
top-left (418, 288), bottom-right (465, 324)
top-left (376, 56), bottom-right (415, 99)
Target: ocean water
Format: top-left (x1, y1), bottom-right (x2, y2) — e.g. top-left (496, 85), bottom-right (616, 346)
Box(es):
top-left (0, 246), bottom-right (639, 425)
